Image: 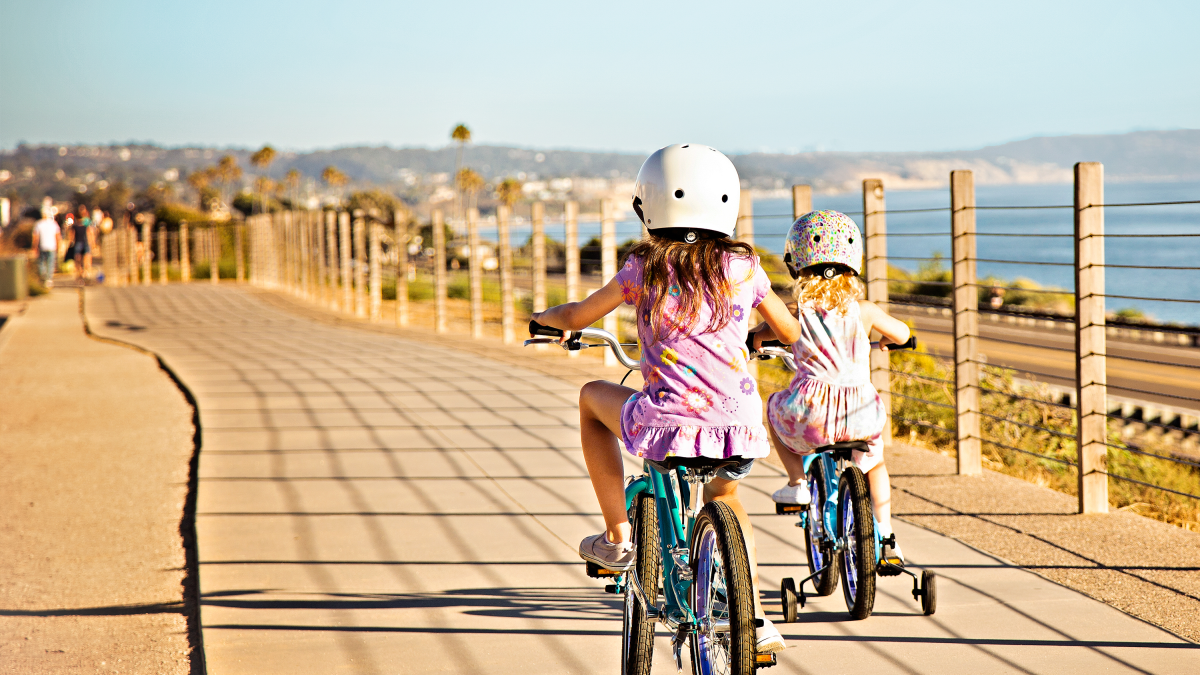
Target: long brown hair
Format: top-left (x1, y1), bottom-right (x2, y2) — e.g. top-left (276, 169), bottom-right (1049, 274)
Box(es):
top-left (625, 233), bottom-right (755, 344)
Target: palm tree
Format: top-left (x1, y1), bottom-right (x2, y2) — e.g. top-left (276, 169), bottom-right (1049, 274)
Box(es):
top-left (249, 145), bottom-right (276, 214)
top-left (496, 177), bottom-right (524, 211)
top-left (456, 168), bottom-right (485, 210)
top-left (187, 167), bottom-right (216, 210)
top-left (451, 124), bottom-right (471, 176)
top-left (253, 176), bottom-right (275, 213)
top-left (285, 168), bottom-right (302, 209)
top-left (214, 155), bottom-right (242, 218)
top-left (321, 165), bottom-right (348, 206)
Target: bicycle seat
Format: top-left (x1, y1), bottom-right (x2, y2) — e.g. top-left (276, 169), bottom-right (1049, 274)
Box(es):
top-left (648, 456), bottom-right (746, 476)
top-left (812, 441), bottom-right (871, 461)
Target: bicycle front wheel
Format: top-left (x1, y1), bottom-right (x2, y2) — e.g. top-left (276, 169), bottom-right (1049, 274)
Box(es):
top-left (838, 466), bottom-right (876, 619)
top-left (623, 491), bottom-right (661, 675)
top-left (689, 501), bottom-right (755, 675)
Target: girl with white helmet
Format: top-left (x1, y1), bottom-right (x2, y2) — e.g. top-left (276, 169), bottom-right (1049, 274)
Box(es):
top-left (531, 143), bottom-right (802, 653)
top-left (750, 210), bottom-right (912, 564)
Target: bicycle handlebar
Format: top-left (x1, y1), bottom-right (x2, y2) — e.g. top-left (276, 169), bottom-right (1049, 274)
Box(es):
top-left (751, 333), bottom-right (918, 372)
top-left (525, 321), bottom-right (641, 370)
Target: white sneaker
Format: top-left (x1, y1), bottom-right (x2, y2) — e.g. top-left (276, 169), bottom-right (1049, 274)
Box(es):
top-left (578, 533), bottom-right (635, 571)
top-left (771, 480), bottom-right (811, 505)
top-left (757, 618), bottom-right (786, 653)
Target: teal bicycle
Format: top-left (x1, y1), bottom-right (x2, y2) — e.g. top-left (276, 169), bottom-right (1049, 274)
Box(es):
top-left (528, 321), bottom-right (776, 674)
top-left (752, 337), bottom-right (937, 621)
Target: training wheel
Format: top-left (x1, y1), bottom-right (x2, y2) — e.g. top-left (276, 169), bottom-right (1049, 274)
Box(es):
top-left (780, 578), bottom-right (798, 623)
top-left (920, 570), bottom-right (937, 616)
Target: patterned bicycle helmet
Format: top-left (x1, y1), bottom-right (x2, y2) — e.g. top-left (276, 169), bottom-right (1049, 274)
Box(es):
top-left (783, 210), bottom-right (863, 279)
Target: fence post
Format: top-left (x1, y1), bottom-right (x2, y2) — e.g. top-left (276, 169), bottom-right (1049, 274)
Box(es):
top-left (531, 201), bottom-right (547, 313)
top-left (369, 221), bottom-right (382, 322)
top-left (210, 224), bottom-right (219, 285)
top-left (951, 170), bottom-right (982, 475)
top-left (565, 201), bottom-right (580, 303)
top-left (300, 212), bottom-right (310, 297)
top-left (338, 211), bottom-right (351, 312)
top-left (736, 189), bottom-right (755, 247)
top-left (467, 207), bottom-right (483, 338)
top-left (141, 216), bottom-right (152, 285)
top-left (126, 225), bottom-right (137, 285)
top-left (324, 211), bottom-right (337, 308)
top-left (862, 179), bottom-right (891, 446)
top-left (180, 221), bottom-right (191, 282)
top-left (158, 225), bottom-right (167, 284)
top-left (497, 204), bottom-right (514, 343)
top-left (601, 198), bottom-right (618, 367)
top-left (792, 184), bottom-right (812, 221)
top-left (313, 213), bottom-right (324, 298)
top-left (394, 210), bottom-right (409, 327)
top-left (353, 213), bottom-right (367, 318)
top-left (1075, 162), bottom-right (1108, 514)
top-left (433, 209), bottom-right (447, 333)
top-left (235, 223), bottom-right (245, 282)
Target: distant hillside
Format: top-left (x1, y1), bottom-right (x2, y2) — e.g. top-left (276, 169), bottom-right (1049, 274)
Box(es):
top-left (2, 130), bottom-right (1197, 203)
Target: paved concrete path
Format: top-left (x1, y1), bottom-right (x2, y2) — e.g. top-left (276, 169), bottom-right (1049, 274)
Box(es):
top-left (85, 285), bottom-right (1197, 674)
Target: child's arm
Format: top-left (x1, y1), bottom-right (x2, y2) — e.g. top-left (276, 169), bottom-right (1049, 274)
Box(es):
top-left (858, 300), bottom-right (910, 350)
top-left (530, 276), bottom-right (624, 333)
top-left (749, 292), bottom-right (802, 350)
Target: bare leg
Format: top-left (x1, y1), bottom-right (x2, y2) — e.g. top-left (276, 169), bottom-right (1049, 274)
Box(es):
top-left (768, 422), bottom-right (807, 485)
top-left (704, 478), bottom-right (765, 618)
top-left (579, 380), bottom-right (637, 544)
top-left (866, 463), bottom-right (893, 534)
top-left (84, 252), bottom-right (92, 279)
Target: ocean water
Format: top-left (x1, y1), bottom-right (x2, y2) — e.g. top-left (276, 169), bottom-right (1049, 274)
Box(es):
top-left (498, 180), bottom-right (1200, 326)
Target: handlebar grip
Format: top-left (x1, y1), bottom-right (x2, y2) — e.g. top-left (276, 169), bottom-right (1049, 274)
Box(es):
top-left (890, 335), bottom-right (918, 351)
top-left (528, 320), bottom-right (564, 338)
top-left (761, 340), bottom-right (786, 349)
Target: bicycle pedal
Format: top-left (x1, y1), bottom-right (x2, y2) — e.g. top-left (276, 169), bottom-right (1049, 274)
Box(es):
top-left (775, 503), bottom-right (806, 515)
top-left (585, 561), bottom-right (622, 579)
top-left (755, 653), bottom-right (778, 668)
top-left (877, 563), bottom-right (903, 577)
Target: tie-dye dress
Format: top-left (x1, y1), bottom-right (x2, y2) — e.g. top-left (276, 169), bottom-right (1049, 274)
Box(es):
top-left (615, 253), bottom-right (773, 462)
top-left (766, 301), bottom-right (886, 471)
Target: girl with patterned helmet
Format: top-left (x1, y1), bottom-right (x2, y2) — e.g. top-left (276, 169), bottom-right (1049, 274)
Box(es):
top-left (751, 209), bottom-right (912, 566)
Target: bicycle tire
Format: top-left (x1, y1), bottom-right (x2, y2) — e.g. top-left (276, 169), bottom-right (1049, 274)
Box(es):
top-left (804, 460), bottom-right (839, 597)
top-left (689, 501), bottom-right (756, 675)
top-left (838, 466), bottom-right (876, 620)
top-left (623, 492), bottom-right (661, 675)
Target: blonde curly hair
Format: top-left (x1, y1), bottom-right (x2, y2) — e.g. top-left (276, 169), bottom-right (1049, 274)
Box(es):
top-left (793, 270), bottom-right (864, 315)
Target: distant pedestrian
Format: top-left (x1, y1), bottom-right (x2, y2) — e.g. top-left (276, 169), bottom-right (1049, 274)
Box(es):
top-left (67, 206), bottom-right (96, 282)
top-left (31, 209), bottom-right (62, 287)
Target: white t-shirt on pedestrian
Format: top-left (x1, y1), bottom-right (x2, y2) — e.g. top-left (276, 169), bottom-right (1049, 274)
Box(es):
top-left (34, 218), bottom-right (60, 251)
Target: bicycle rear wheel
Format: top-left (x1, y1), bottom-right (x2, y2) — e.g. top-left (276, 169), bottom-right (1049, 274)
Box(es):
top-left (689, 501), bottom-right (755, 675)
top-left (623, 491), bottom-right (661, 675)
top-left (804, 460), bottom-right (839, 597)
top-left (838, 466), bottom-right (876, 620)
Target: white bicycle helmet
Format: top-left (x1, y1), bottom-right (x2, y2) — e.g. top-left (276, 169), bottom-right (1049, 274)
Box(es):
top-left (633, 143), bottom-right (740, 241)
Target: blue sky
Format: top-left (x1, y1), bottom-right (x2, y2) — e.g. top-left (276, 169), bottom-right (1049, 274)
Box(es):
top-left (1, 0), bottom-right (1197, 154)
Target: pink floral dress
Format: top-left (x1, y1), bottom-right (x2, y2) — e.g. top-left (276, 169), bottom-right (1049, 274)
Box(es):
top-left (766, 301), bottom-right (886, 472)
top-left (615, 254), bottom-right (773, 461)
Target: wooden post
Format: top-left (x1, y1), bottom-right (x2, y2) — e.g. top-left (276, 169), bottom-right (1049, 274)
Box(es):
top-left (210, 224), bottom-right (220, 284)
top-left (497, 204), bottom-right (515, 343)
top-left (325, 211), bottom-right (338, 309)
top-left (180, 221), bottom-right (191, 282)
top-left (314, 213), bottom-right (325, 297)
top-left (354, 213), bottom-right (367, 318)
top-left (369, 221), bottom-right (382, 322)
top-left (433, 209), bottom-right (447, 333)
top-left (394, 210), bottom-right (409, 327)
top-left (792, 184), bottom-right (812, 221)
top-left (601, 198), bottom-right (618, 367)
top-left (158, 225), bottom-right (167, 284)
top-left (862, 179), bottom-right (891, 446)
top-left (126, 226), bottom-right (137, 285)
top-left (235, 223), bottom-right (245, 282)
top-left (1075, 162), bottom-right (1108, 514)
top-left (951, 170), bottom-right (981, 475)
top-left (141, 216), bottom-right (152, 285)
top-left (565, 201), bottom-right (580, 302)
top-left (339, 211), bottom-right (352, 312)
top-left (467, 207), bottom-right (483, 338)
top-left (531, 201), bottom-right (547, 313)
top-left (736, 189), bottom-right (754, 248)
top-left (299, 212), bottom-right (310, 298)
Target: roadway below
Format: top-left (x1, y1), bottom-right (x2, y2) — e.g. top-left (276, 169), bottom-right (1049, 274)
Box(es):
top-left (84, 285), bottom-right (1197, 674)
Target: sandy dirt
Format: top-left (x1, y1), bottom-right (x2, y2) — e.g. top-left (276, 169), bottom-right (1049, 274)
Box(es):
top-left (0, 290), bottom-right (196, 674)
